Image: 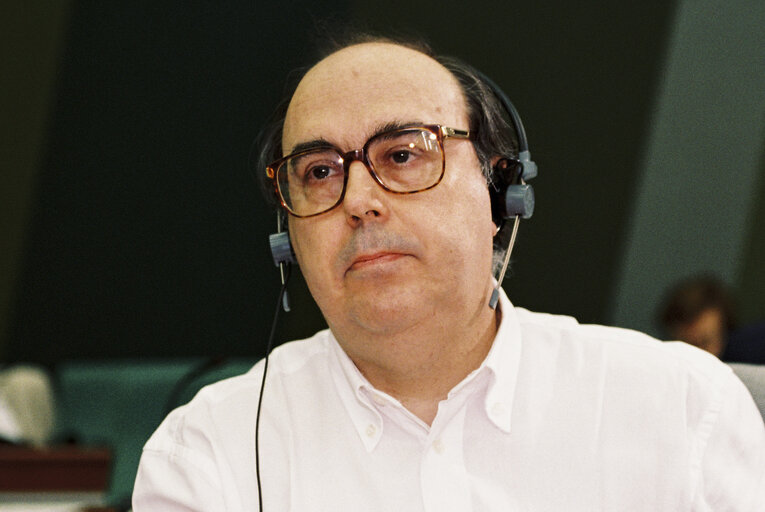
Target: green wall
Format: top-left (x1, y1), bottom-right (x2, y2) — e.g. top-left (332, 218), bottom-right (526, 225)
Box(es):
top-left (738, 145), bottom-right (765, 325)
top-left (611, 0), bottom-right (765, 336)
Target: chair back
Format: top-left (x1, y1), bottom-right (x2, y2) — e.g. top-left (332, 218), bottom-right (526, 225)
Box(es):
top-left (729, 363), bottom-right (765, 421)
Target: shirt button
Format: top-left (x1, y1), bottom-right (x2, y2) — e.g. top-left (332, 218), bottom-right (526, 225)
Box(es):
top-left (432, 439), bottom-right (445, 454)
top-left (366, 424), bottom-right (377, 437)
top-left (372, 395), bottom-right (387, 406)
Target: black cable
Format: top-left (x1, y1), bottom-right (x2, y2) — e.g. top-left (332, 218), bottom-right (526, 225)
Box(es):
top-left (255, 263), bottom-right (291, 511)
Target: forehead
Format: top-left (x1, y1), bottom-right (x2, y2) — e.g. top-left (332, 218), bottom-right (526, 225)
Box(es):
top-left (283, 43), bottom-right (468, 153)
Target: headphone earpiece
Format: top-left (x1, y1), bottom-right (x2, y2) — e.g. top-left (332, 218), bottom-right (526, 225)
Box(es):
top-left (490, 158), bottom-right (535, 222)
top-left (269, 211), bottom-right (296, 266)
top-left (475, 68), bottom-right (537, 227)
top-left (505, 183), bottom-right (535, 220)
top-left (269, 230), bottom-right (296, 266)
top-left (269, 212), bottom-right (294, 312)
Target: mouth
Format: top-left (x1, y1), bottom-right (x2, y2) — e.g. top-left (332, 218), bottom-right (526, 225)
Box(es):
top-left (347, 252), bottom-right (407, 273)
top-left (338, 228), bottom-right (419, 277)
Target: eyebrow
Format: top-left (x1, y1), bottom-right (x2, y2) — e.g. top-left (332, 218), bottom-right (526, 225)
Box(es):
top-left (287, 120), bottom-right (426, 156)
top-left (288, 138), bottom-right (335, 156)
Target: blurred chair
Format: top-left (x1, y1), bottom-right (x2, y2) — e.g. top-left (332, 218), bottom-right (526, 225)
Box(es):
top-left (56, 359), bottom-right (254, 505)
top-left (728, 363), bottom-right (765, 421)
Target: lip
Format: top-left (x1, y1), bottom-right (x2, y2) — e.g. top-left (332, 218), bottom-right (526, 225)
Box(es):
top-left (347, 252), bottom-right (407, 272)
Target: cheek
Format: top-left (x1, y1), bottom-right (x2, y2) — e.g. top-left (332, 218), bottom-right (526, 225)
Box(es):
top-left (288, 218), bottom-right (349, 307)
top-left (426, 183), bottom-right (494, 262)
top-left (451, 172), bottom-right (494, 228)
top-left (289, 221), bottom-right (330, 283)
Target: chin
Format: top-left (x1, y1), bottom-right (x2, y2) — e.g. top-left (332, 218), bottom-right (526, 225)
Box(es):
top-left (345, 285), bottom-right (434, 336)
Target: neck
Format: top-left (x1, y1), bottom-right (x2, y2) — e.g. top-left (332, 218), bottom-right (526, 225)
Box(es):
top-left (338, 293), bottom-right (500, 426)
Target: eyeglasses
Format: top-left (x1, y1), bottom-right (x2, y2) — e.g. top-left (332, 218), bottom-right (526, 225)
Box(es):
top-left (266, 124), bottom-right (470, 218)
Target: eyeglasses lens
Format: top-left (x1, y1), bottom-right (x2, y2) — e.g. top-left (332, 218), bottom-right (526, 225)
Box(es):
top-left (277, 128), bottom-right (443, 216)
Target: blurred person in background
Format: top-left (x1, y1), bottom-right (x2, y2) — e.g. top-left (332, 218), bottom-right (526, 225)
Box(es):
top-left (660, 274), bottom-right (765, 364)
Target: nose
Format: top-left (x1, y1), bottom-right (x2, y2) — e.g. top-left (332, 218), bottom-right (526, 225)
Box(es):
top-left (342, 160), bottom-right (386, 226)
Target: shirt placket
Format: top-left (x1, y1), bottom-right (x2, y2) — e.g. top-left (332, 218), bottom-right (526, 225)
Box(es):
top-left (419, 404), bottom-right (472, 512)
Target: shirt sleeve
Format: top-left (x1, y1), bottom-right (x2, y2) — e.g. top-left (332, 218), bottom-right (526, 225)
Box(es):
top-left (132, 445), bottom-right (226, 512)
top-left (132, 408), bottom-right (230, 512)
top-left (693, 370), bottom-right (765, 511)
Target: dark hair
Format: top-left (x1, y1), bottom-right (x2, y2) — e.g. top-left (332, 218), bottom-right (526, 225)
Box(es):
top-left (659, 275), bottom-right (738, 333)
top-left (254, 33), bottom-right (517, 205)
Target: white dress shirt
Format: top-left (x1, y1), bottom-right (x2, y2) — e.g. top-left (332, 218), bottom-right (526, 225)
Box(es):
top-left (133, 290), bottom-right (765, 511)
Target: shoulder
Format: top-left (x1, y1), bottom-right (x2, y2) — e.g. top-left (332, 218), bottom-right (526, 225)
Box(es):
top-left (144, 329), bottom-right (334, 448)
top-left (135, 330), bottom-right (336, 509)
top-left (515, 307), bottom-right (727, 371)
top-left (512, 307), bottom-right (736, 418)
top-left (510, 308), bottom-right (765, 508)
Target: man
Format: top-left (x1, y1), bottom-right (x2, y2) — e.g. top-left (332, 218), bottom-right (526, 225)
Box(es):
top-left (133, 37), bottom-right (765, 510)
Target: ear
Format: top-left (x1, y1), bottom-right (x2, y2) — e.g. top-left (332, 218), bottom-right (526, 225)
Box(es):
top-left (488, 156), bottom-right (504, 232)
top-left (489, 155), bottom-right (504, 169)
top-left (488, 156), bottom-right (517, 225)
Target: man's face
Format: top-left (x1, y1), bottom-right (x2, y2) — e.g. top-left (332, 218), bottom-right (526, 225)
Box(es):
top-left (282, 43), bottom-right (496, 348)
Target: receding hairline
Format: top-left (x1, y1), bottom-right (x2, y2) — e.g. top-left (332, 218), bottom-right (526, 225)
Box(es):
top-left (311, 40), bottom-right (438, 66)
top-left (284, 41), bottom-right (468, 151)
top-left (295, 41), bottom-right (461, 98)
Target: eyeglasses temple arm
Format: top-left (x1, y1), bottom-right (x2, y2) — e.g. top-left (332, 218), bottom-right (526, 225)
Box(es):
top-left (440, 126), bottom-right (470, 139)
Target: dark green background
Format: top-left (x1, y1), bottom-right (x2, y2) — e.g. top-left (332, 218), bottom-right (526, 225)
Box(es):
top-left (3, 1), bottom-right (763, 364)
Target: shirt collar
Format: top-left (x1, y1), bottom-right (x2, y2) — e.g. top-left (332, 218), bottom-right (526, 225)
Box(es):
top-left (326, 287), bottom-right (523, 450)
top-left (481, 287), bottom-right (523, 433)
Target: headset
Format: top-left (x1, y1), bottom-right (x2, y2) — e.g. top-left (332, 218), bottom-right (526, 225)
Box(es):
top-left (266, 70), bottom-right (536, 310)
top-left (268, 212), bottom-right (294, 312)
top-left (257, 71), bottom-right (536, 510)
top-left (476, 70), bottom-right (537, 308)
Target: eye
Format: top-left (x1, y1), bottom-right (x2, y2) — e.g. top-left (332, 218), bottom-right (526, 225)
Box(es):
top-left (308, 165), bottom-right (333, 180)
top-left (301, 161), bottom-right (344, 185)
top-left (289, 150), bottom-right (343, 184)
top-left (391, 150), bottom-right (412, 164)
top-left (385, 143), bottom-right (422, 167)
